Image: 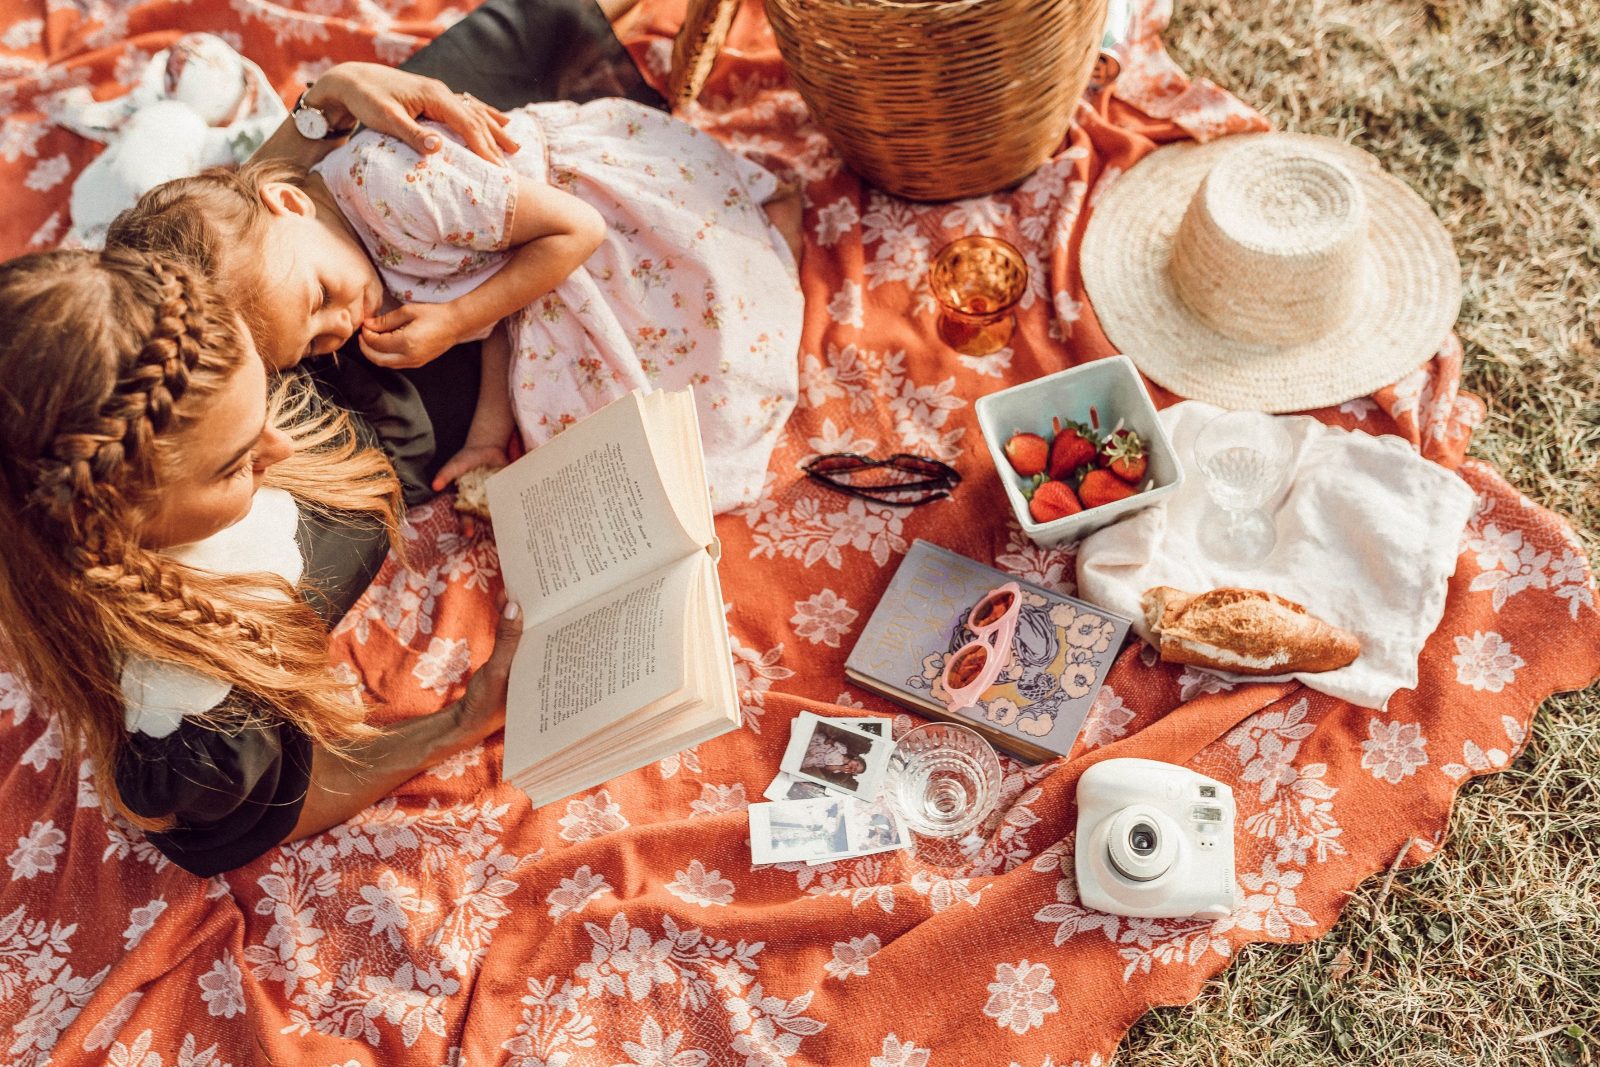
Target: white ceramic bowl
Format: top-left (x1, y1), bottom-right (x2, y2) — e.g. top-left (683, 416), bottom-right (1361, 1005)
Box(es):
top-left (975, 355), bottom-right (1183, 546)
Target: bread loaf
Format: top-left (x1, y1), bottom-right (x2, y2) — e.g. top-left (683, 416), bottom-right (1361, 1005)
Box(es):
top-left (452, 466), bottom-right (494, 523)
top-left (1141, 586), bottom-right (1360, 675)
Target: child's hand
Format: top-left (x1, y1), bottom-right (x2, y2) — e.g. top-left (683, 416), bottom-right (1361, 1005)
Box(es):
top-left (358, 302), bottom-right (463, 369)
top-left (434, 444), bottom-right (510, 494)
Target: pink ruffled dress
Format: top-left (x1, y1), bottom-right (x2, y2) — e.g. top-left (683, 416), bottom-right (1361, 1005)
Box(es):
top-left (316, 98), bottom-right (802, 512)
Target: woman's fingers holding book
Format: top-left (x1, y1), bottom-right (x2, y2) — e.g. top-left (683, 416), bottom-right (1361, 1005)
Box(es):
top-left (450, 600), bottom-right (523, 747)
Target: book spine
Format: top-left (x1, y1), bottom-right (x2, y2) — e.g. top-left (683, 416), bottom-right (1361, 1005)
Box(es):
top-left (843, 670), bottom-right (1058, 765)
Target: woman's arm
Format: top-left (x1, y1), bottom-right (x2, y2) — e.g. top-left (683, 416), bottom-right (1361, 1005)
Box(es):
top-left (252, 62), bottom-right (520, 171)
top-left (357, 174), bottom-right (606, 368)
top-left (287, 600), bottom-right (523, 840)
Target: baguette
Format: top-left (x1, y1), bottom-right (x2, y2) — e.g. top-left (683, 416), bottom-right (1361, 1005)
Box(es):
top-left (1141, 586), bottom-right (1360, 675)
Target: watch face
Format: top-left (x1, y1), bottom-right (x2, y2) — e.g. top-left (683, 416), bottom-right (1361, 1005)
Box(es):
top-left (294, 105), bottom-right (329, 140)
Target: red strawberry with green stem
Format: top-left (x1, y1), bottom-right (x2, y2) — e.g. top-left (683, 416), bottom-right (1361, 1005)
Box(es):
top-left (1003, 432), bottom-right (1049, 477)
top-left (1047, 417), bottom-right (1099, 480)
top-left (1028, 479), bottom-right (1083, 523)
top-left (1099, 428), bottom-right (1148, 484)
top-left (1079, 468), bottom-right (1139, 509)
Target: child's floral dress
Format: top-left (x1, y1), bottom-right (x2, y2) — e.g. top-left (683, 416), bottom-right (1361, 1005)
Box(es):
top-left (315, 98), bottom-right (802, 512)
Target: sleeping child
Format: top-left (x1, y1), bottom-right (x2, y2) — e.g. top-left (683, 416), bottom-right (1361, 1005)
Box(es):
top-left (108, 97), bottom-right (804, 512)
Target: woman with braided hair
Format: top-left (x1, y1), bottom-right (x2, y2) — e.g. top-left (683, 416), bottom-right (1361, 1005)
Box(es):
top-left (0, 1), bottom-right (659, 875)
top-left (0, 249), bottom-right (524, 876)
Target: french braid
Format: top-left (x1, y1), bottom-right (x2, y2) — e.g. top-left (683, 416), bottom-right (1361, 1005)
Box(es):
top-left (27, 257), bottom-right (198, 511)
top-left (29, 258), bottom-right (277, 650)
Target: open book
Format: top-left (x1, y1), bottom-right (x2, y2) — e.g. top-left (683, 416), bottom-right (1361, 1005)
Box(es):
top-left (486, 390), bottom-right (739, 809)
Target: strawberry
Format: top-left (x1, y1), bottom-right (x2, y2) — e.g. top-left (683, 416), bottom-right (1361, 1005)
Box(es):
top-left (1003, 432), bottom-right (1049, 477)
top-left (1099, 428), bottom-right (1148, 484)
top-left (1028, 480), bottom-right (1083, 523)
top-left (1047, 418), bottom-right (1099, 480)
top-left (1078, 468), bottom-right (1139, 509)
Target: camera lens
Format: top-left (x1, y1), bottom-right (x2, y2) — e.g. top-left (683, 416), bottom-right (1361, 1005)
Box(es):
top-left (1105, 806), bottom-right (1177, 883)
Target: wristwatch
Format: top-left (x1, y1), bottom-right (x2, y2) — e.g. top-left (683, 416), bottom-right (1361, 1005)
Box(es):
top-left (291, 87), bottom-right (350, 141)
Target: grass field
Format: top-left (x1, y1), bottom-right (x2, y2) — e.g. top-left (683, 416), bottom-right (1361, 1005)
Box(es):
top-left (1117, 1), bottom-right (1600, 1063)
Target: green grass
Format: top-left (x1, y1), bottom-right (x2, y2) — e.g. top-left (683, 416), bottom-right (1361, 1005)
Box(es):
top-left (1118, 1), bottom-right (1600, 1063)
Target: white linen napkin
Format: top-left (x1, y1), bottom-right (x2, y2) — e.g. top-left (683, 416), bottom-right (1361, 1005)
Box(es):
top-left (1076, 401), bottom-right (1476, 709)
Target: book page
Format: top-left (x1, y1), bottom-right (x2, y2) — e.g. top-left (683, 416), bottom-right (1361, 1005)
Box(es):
top-left (488, 392), bottom-right (704, 627)
top-left (502, 551), bottom-right (705, 775)
top-left (640, 389), bottom-right (716, 550)
top-left (510, 554), bottom-right (740, 808)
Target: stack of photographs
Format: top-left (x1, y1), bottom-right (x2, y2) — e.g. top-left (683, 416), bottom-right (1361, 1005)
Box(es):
top-left (748, 712), bottom-right (909, 866)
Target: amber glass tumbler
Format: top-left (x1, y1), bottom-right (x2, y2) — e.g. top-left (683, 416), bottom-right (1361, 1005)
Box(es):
top-left (929, 236), bottom-right (1029, 356)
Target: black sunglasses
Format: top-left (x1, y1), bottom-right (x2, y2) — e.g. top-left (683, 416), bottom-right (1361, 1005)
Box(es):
top-left (802, 452), bottom-right (961, 507)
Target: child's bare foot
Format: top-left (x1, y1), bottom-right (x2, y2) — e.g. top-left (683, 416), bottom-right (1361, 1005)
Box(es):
top-left (763, 184), bottom-right (804, 264)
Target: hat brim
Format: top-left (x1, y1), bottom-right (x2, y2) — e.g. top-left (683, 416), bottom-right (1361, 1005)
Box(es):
top-left (1081, 133), bottom-right (1461, 413)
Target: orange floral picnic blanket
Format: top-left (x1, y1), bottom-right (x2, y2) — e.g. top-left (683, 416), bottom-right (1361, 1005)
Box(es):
top-left (3, 1), bottom-right (1598, 1064)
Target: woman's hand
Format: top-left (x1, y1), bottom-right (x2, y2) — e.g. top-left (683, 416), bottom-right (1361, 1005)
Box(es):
top-left (287, 599), bottom-right (522, 843)
top-left (302, 62), bottom-right (520, 163)
top-left (450, 600), bottom-right (524, 749)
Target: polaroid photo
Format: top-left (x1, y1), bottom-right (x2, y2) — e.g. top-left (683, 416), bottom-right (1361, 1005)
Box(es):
top-left (762, 771), bottom-right (832, 803)
top-left (843, 798), bottom-right (910, 858)
top-left (780, 712), bottom-right (892, 801)
top-left (835, 716), bottom-right (889, 738)
top-left (802, 798), bottom-right (912, 865)
top-left (749, 797), bottom-right (852, 865)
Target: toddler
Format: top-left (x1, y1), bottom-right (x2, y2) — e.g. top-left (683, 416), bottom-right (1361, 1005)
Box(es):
top-left (111, 98), bottom-right (804, 512)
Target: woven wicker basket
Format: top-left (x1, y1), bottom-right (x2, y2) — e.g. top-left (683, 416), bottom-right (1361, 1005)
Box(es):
top-left (764, 0), bottom-right (1107, 202)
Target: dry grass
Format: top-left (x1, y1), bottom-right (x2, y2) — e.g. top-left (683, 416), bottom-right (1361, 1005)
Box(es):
top-left (1117, 2), bottom-right (1600, 1064)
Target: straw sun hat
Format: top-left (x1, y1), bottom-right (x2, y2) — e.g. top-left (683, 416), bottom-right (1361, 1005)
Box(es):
top-left (1081, 133), bottom-right (1461, 412)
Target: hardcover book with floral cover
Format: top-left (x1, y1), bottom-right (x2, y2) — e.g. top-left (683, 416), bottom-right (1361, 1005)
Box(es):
top-left (845, 539), bottom-right (1131, 762)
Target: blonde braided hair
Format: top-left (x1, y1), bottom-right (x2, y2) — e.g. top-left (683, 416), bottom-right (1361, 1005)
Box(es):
top-left (0, 249), bottom-right (398, 827)
top-left (27, 256), bottom-right (274, 647)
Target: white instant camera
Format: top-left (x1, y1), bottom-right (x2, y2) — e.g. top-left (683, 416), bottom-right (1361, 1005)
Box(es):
top-left (1075, 757), bottom-right (1238, 920)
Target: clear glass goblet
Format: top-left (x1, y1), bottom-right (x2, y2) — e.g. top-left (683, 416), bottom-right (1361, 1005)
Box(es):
top-left (887, 722), bottom-right (1002, 842)
top-left (1193, 410), bottom-right (1293, 563)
